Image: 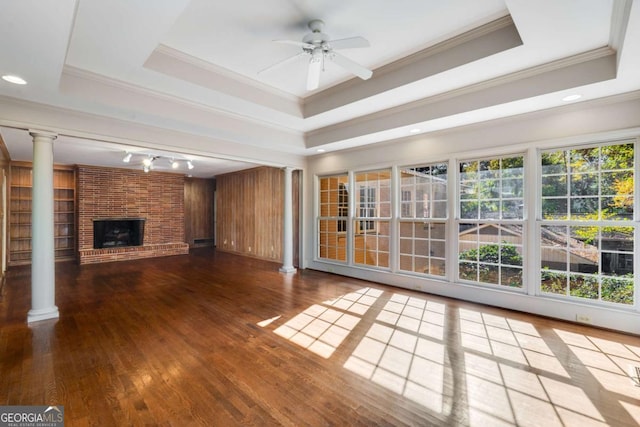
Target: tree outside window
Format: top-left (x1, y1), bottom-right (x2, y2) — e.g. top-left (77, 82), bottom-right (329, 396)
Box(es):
top-left (458, 155), bottom-right (525, 288)
top-left (540, 142), bottom-right (635, 305)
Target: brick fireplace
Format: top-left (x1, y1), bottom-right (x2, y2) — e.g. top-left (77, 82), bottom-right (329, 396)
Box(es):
top-left (77, 165), bottom-right (189, 264)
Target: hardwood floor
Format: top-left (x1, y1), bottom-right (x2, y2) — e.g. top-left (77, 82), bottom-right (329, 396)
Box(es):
top-left (1, 248), bottom-right (639, 426)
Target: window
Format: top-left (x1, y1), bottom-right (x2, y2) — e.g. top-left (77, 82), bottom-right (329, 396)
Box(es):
top-left (354, 170), bottom-right (391, 268)
top-left (399, 163), bottom-right (448, 277)
top-left (318, 174), bottom-right (349, 261)
top-left (540, 142), bottom-right (635, 305)
top-left (458, 156), bottom-right (525, 288)
top-left (314, 136), bottom-right (637, 314)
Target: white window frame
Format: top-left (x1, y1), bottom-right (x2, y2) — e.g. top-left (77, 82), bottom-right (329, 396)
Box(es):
top-left (536, 139), bottom-right (637, 308)
top-left (455, 153), bottom-right (527, 291)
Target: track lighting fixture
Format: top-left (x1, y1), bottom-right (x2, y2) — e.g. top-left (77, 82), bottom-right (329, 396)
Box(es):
top-left (121, 152), bottom-right (194, 172)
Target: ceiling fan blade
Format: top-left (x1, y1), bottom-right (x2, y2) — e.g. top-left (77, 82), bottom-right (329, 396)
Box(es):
top-left (306, 53), bottom-right (322, 90)
top-left (258, 52), bottom-right (307, 75)
top-left (329, 36), bottom-right (370, 50)
top-left (331, 51), bottom-right (373, 80)
top-left (274, 39), bottom-right (315, 49)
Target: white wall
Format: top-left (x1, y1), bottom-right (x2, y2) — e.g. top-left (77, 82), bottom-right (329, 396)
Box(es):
top-left (304, 93), bottom-right (640, 335)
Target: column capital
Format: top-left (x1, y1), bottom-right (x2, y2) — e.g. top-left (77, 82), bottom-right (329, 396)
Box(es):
top-left (28, 129), bottom-right (58, 140)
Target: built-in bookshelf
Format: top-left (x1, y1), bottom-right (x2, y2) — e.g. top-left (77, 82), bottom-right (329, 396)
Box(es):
top-left (9, 163), bottom-right (76, 266)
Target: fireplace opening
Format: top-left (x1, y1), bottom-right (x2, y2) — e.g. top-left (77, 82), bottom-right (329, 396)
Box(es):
top-left (93, 218), bottom-right (145, 249)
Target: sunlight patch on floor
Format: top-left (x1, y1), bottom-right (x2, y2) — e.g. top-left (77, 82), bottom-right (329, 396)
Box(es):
top-left (344, 294), bottom-right (449, 414)
top-left (273, 288), bottom-right (381, 358)
top-left (554, 329), bottom-right (640, 397)
top-left (464, 351), bottom-right (607, 427)
top-left (459, 308), bottom-right (569, 378)
top-left (257, 315), bottom-right (281, 327)
top-left (272, 287), bottom-right (637, 425)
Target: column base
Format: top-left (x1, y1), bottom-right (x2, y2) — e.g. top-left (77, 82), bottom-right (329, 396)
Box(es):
top-left (27, 306), bottom-right (59, 323)
top-left (279, 266), bottom-right (297, 274)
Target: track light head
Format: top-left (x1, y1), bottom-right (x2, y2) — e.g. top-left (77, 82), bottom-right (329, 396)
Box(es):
top-left (123, 152), bottom-right (132, 163)
top-left (187, 161), bottom-right (194, 170)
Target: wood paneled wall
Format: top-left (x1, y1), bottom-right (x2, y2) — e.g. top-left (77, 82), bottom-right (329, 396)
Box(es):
top-left (184, 177), bottom-right (215, 247)
top-left (216, 167), bottom-right (299, 263)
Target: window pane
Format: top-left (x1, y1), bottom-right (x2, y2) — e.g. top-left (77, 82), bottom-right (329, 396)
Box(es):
top-left (460, 161), bottom-right (478, 180)
top-left (502, 178), bottom-right (523, 197)
top-left (601, 226), bottom-right (634, 252)
top-left (542, 151), bottom-right (568, 175)
top-left (541, 271), bottom-right (567, 295)
top-left (570, 197), bottom-right (598, 218)
top-left (570, 147), bottom-right (599, 172)
top-left (542, 175), bottom-right (567, 197)
top-left (570, 173), bottom-right (598, 196)
top-left (569, 274), bottom-right (599, 300)
top-left (601, 143), bottom-right (634, 169)
top-left (501, 267), bottom-right (523, 288)
top-left (601, 277), bottom-right (634, 305)
top-left (502, 200), bottom-right (523, 219)
top-left (542, 199), bottom-right (567, 219)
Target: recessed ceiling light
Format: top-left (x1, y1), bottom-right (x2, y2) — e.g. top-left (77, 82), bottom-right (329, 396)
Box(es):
top-left (562, 94), bottom-right (582, 102)
top-left (317, 149), bottom-right (325, 153)
top-left (409, 128), bottom-right (421, 133)
top-left (2, 74), bottom-right (27, 85)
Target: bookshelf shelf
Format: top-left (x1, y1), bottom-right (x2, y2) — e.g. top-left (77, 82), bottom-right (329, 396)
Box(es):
top-left (8, 163), bottom-right (77, 266)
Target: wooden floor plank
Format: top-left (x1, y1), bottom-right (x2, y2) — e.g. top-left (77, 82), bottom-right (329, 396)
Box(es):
top-left (1, 248), bottom-right (639, 426)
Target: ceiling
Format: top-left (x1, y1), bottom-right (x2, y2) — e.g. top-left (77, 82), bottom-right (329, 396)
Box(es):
top-left (0, 0), bottom-right (639, 177)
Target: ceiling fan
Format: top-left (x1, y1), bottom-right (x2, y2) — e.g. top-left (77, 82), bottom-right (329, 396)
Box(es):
top-left (260, 19), bottom-right (373, 91)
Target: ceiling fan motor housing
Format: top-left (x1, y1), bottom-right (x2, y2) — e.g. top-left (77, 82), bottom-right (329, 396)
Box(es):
top-left (303, 19), bottom-right (330, 50)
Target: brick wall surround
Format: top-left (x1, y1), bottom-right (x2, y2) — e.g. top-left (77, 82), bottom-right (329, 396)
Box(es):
top-left (78, 165), bottom-right (189, 264)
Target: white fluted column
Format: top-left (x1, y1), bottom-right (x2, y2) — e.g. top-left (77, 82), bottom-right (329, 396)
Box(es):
top-left (28, 130), bottom-right (58, 323)
top-left (279, 167), bottom-right (296, 273)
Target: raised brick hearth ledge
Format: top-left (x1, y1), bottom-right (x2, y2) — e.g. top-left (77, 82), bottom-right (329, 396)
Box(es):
top-left (79, 243), bottom-right (189, 265)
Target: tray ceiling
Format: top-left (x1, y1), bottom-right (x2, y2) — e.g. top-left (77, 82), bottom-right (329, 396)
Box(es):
top-left (1, 0), bottom-right (639, 177)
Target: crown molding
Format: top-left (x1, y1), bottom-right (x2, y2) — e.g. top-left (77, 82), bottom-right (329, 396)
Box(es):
top-left (306, 47), bottom-right (616, 148)
top-left (303, 15), bottom-right (522, 118)
top-left (609, 0), bottom-right (633, 52)
top-left (146, 45), bottom-right (303, 117)
top-left (376, 15), bottom-right (517, 74)
top-left (62, 65), bottom-right (300, 126)
top-left (60, 66), bottom-right (305, 150)
top-left (0, 94), bottom-right (307, 167)
top-left (153, 44), bottom-right (300, 102)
